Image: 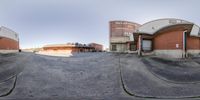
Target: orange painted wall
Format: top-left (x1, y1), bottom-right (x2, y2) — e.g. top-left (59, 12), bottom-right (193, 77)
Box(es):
top-left (43, 47), bottom-right (92, 53)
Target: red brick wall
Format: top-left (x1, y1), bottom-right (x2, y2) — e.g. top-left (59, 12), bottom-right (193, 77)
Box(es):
top-left (89, 43), bottom-right (103, 51)
top-left (187, 36), bottom-right (200, 50)
top-left (110, 21), bottom-right (140, 37)
top-left (153, 30), bottom-right (184, 50)
top-left (0, 37), bottom-right (19, 50)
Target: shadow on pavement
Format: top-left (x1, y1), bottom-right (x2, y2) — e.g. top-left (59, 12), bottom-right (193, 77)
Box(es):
top-left (119, 54), bottom-right (200, 99)
top-left (0, 53), bottom-right (29, 97)
top-left (142, 57), bottom-right (200, 83)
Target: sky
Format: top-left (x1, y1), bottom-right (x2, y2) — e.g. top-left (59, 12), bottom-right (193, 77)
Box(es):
top-left (0, 0), bottom-right (200, 49)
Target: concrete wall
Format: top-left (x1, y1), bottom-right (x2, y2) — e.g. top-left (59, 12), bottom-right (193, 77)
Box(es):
top-left (0, 50), bottom-right (19, 54)
top-left (110, 37), bottom-right (130, 43)
top-left (110, 43), bottom-right (127, 52)
top-left (187, 50), bottom-right (200, 55)
top-left (39, 50), bottom-right (72, 54)
top-left (154, 50), bottom-right (183, 58)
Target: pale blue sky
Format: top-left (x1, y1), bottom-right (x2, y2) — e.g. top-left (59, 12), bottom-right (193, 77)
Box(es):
top-left (0, 0), bottom-right (200, 49)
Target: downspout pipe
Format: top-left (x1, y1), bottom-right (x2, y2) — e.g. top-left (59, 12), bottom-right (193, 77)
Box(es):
top-left (138, 35), bottom-right (142, 56)
top-left (183, 30), bottom-right (187, 58)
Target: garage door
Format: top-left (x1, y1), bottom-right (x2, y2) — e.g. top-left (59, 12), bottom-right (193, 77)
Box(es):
top-left (142, 40), bottom-right (152, 51)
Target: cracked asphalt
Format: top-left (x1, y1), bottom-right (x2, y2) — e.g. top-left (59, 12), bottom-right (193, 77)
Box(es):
top-left (142, 57), bottom-right (200, 83)
top-left (0, 52), bottom-right (135, 100)
top-left (0, 52), bottom-right (200, 100)
top-left (120, 54), bottom-right (200, 99)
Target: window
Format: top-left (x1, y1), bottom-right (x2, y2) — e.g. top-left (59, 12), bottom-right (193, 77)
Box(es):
top-left (111, 45), bottom-right (117, 51)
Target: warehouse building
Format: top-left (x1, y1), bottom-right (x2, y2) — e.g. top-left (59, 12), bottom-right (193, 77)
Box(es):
top-left (0, 26), bottom-right (19, 53)
top-left (109, 21), bottom-right (141, 52)
top-left (88, 43), bottom-right (103, 52)
top-left (39, 42), bottom-right (103, 55)
top-left (134, 18), bottom-right (200, 58)
top-left (41, 43), bottom-right (94, 53)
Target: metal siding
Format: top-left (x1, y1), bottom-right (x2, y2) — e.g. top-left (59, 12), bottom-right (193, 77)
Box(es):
top-left (190, 24), bottom-right (200, 36)
top-left (138, 19), bottom-right (192, 35)
top-left (0, 27), bottom-right (19, 41)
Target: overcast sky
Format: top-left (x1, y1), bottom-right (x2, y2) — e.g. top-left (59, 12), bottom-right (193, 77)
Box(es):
top-left (0, 0), bottom-right (200, 49)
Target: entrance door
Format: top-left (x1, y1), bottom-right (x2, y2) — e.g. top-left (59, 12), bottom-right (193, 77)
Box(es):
top-left (130, 43), bottom-right (136, 51)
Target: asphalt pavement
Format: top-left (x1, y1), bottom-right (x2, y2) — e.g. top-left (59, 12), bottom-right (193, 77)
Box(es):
top-left (0, 52), bottom-right (200, 100)
top-left (0, 52), bottom-right (135, 100)
top-left (120, 54), bottom-right (200, 99)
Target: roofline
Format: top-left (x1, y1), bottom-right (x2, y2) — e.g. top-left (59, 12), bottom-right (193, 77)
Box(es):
top-left (109, 20), bottom-right (141, 26)
top-left (134, 23), bottom-right (198, 37)
top-left (140, 18), bottom-right (194, 27)
top-left (152, 23), bottom-right (194, 36)
top-left (0, 26), bottom-right (18, 35)
top-left (88, 43), bottom-right (103, 45)
top-left (133, 32), bottom-right (153, 36)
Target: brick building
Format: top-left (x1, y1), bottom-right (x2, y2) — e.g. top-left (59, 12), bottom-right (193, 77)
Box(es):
top-left (109, 21), bottom-right (141, 52)
top-left (88, 43), bottom-right (103, 52)
top-left (41, 43), bottom-right (94, 53)
top-left (134, 18), bottom-right (200, 58)
top-left (0, 26), bottom-right (19, 53)
top-left (40, 42), bottom-right (103, 55)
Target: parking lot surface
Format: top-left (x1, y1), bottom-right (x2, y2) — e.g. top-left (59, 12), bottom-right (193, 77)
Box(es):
top-left (0, 52), bottom-right (200, 100)
top-left (0, 53), bottom-right (135, 100)
top-left (120, 54), bottom-right (200, 98)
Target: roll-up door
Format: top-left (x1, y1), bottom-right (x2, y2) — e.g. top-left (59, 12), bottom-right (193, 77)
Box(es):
top-left (142, 40), bottom-right (152, 51)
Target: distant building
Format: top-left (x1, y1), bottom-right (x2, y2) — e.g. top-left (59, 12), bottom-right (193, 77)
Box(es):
top-left (0, 26), bottom-right (19, 53)
top-left (88, 43), bottom-right (103, 52)
top-left (109, 21), bottom-right (141, 52)
top-left (42, 43), bottom-right (93, 53)
top-left (40, 42), bottom-right (103, 55)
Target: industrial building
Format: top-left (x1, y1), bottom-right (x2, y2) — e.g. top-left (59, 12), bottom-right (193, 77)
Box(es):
top-left (134, 18), bottom-right (200, 58)
top-left (109, 21), bottom-right (141, 52)
top-left (109, 19), bottom-right (200, 58)
top-left (42, 43), bottom-right (93, 53)
top-left (88, 43), bottom-right (103, 52)
top-left (0, 26), bottom-right (19, 53)
top-left (39, 42), bottom-right (103, 55)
